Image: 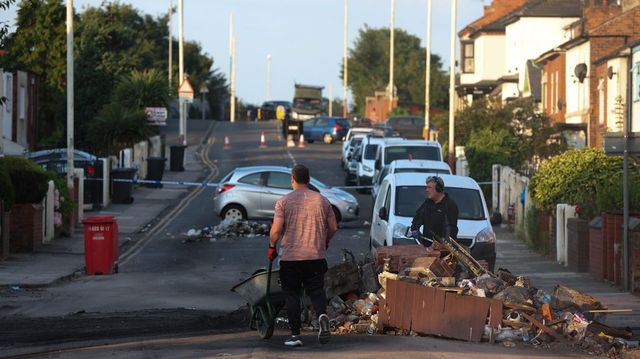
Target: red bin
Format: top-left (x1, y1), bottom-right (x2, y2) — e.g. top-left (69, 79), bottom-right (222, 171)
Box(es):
top-left (82, 216), bottom-right (119, 275)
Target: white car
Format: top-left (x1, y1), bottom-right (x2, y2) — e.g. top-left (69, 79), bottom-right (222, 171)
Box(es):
top-left (355, 137), bottom-right (386, 190)
top-left (341, 127), bottom-right (383, 168)
top-left (370, 173), bottom-right (496, 271)
top-left (371, 159), bottom-right (452, 200)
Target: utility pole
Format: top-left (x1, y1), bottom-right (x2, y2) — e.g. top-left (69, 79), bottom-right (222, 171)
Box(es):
top-left (168, 0), bottom-right (172, 89)
top-left (66, 0), bottom-right (74, 191)
top-left (200, 84), bottom-right (209, 121)
top-left (448, 0), bottom-right (457, 171)
top-left (229, 13), bottom-right (236, 123)
top-left (178, 0), bottom-right (185, 145)
top-left (424, 0), bottom-right (432, 140)
top-left (329, 85), bottom-right (333, 116)
top-left (343, 0), bottom-right (349, 118)
top-left (266, 54), bottom-right (272, 102)
top-left (388, 0), bottom-right (395, 112)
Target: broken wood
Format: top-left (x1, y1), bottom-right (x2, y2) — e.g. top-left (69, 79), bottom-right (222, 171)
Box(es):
top-left (503, 302), bottom-right (537, 312)
top-left (502, 320), bottom-right (532, 330)
top-left (521, 312), bottom-right (564, 340)
top-left (587, 320), bottom-right (633, 339)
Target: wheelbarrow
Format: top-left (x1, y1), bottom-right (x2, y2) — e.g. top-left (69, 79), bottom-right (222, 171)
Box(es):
top-left (231, 259), bottom-right (286, 339)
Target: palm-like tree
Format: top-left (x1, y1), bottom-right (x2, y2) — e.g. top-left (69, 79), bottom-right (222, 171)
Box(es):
top-left (113, 68), bottom-right (171, 109)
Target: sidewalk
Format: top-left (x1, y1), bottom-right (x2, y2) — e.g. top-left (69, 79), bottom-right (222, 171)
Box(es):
top-left (0, 143), bottom-right (206, 288)
top-left (495, 226), bottom-right (640, 330)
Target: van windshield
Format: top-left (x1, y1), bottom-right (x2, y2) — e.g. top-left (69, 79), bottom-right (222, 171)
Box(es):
top-left (364, 144), bottom-right (378, 160)
top-left (384, 146), bottom-right (440, 164)
top-left (395, 186), bottom-right (486, 220)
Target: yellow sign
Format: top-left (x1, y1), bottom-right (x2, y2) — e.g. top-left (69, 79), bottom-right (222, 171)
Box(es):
top-left (276, 105), bottom-right (285, 121)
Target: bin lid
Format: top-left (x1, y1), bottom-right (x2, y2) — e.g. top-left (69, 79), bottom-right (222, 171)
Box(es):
top-left (82, 215), bottom-right (116, 224)
top-left (588, 216), bottom-right (602, 228)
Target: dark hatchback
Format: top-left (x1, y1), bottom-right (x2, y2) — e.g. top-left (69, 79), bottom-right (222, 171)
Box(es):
top-left (303, 116), bottom-right (351, 144)
top-left (385, 116), bottom-right (426, 139)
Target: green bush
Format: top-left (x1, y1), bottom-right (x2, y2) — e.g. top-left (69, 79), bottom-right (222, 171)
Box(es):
top-left (0, 161), bottom-right (15, 211)
top-left (48, 173), bottom-right (74, 219)
top-left (0, 156), bottom-right (49, 204)
top-left (530, 148), bottom-right (640, 218)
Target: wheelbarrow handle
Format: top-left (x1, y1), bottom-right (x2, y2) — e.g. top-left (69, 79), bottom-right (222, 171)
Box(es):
top-left (265, 259), bottom-right (274, 320)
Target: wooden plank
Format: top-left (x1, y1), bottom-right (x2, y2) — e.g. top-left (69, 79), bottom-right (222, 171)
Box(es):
top-left (521, 312), bottom-right (564, 340)
top-left (410, 283), bottom-right (426, 333)
top-left (386, 279), bottom-right (400, 329)
top-left (429, 286), bottom-right (446, 335)
top-left (488, 299), bottom-right (503, 329)
top-left (401, 281), bottom-right (416, 330)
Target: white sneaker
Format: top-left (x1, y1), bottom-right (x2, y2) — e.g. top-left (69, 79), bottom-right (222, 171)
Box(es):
top-left (284, 335), bottom-right (303, 347)
top-left (318, 314), bottom-right (331, 344)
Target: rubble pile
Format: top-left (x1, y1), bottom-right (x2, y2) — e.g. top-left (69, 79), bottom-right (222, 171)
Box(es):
top-left (312, 243), bottom-right (638, 357)
top-left (184, 218), bottom-right (270, 242)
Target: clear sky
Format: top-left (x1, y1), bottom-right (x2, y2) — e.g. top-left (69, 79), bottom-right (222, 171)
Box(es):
top-left (1, 0), bottom-right (486, 106)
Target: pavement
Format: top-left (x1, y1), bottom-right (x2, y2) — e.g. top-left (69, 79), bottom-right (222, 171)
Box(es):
top-left (0, 137), bottom-right (208, 288)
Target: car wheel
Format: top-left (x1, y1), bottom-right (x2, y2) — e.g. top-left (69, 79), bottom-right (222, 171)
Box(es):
top-left (323, 133), bottom-right (333, 144)
top-left (332, 205), bottom-right (342, 223)
top-left (222, 204), bottom-right (246, 221)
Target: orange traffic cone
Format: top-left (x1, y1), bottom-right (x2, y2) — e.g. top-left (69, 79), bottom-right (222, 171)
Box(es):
top-left (259, 131), bottom-right (268, 148)
top-left (298, 134), bottom-right (305, 148)
top-left (224, 136), bottom-right (231, 150)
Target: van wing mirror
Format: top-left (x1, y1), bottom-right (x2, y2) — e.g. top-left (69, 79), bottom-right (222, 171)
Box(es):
top-left (378, 207), bottom-right (388, 221)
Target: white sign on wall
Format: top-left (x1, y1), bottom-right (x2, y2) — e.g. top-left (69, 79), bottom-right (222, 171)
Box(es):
top-left (144, 107), bottom-right (168, 126)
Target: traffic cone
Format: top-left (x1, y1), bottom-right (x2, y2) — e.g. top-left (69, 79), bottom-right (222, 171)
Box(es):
top-left (224, 136), bottom-right (231, 150)
top-left (298, 134), bottom-right (305, 148)
top-left (286, 134), bottom-right (295, 148)
top-left (259, 131), bottom-right (268, 148)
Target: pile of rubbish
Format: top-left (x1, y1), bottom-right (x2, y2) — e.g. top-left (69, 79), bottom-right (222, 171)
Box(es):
top-left (184, 218), bottom-right (270, 242)
top-left (304, 242), bottom-right (638, 357)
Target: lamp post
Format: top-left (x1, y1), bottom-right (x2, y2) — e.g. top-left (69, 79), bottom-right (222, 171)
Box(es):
top-left (200, 84), bottom-right (209, 121)
top-left (388, 0), bottom-right (395, 112)
top-left (343, 0), bottom-right (349, 118)
top-left (266, 54), bottom-right (272, 102)
top-left (425, 0), bottom-right (432, 140)
top-left (448, 0), bottom-right (457, 172)
top-left (66, 0), bottom-right (75, 192)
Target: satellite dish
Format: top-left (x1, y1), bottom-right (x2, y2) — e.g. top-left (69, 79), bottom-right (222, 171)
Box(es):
top-left (574, 63), bottom-right (588, 83)
top-left (607, 66), bottom-right (616, 80)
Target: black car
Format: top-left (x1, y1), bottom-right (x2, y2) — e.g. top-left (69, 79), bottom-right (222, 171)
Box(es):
top-left (385, 116), bottom-right (426, 139)
top-left (259, 101), bottom-right (291, 121)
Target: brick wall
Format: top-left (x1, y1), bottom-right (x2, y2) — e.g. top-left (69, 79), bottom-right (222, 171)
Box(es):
top-left (602, 212), bottom-right (623, 284)
top-left (537, 209), bottom-right (551, 254)
top-left (589, 225), bottom-right (605, 279)
top-left (9, 203), bottom-right (43, 253)
top-left (632, 230), bottom-right (640, 292)
top-left (567, 218), bottom-right (590, 272)
top-left (542, 54), bottom-right (567, 124)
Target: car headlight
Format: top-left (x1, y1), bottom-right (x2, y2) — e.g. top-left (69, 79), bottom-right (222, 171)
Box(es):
top-left (392, 223), bottom-right (410, 239)
top-left (363, 165), bottom-right (373, 172)
top-left (475, 227), bottom-right (496, 243)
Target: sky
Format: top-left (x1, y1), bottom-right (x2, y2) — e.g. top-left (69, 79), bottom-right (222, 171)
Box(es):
top-left (1, 0), bottom-right (486, 106)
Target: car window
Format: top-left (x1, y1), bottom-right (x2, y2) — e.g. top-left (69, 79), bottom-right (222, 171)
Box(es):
top-left (267, 172), bottom-right (292, 189)
top-left (384, 146), bottom-right (440, 164)
top-left (377, 166), bottom-right (389, 185)
top-left (375, 182), bottom-right (388, 211)
top-left (238, 172), bottom-right (263, 186)
top-left (315, 118), bottom-right (328, 126)
top-left (220, 171), bottom-right (235, 184)
top-left (394, 185), bottom-right (485, 220)
top-left (364, 144), bottom-right (378, 160)
top-left (383, 185), bottom-right (392, 217)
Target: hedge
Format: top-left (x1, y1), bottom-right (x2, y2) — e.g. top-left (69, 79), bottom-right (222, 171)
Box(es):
top-left (0, 157), bottom-right (49, 204)
top-left (529, 148), bottom-right (640, 218)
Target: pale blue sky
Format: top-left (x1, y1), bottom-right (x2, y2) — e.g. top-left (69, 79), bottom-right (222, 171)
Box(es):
top-left (2, 0), bottom-right (486, 106)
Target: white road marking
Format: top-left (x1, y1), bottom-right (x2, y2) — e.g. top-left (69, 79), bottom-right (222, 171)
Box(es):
top-left (287, 150), bottom-right (296, 166)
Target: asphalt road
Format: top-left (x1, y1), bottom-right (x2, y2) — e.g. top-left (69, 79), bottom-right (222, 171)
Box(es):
top-left (0, 119), bottom-right (615, 358)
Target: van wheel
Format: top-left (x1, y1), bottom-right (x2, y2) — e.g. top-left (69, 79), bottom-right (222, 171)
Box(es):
top-left (222, 204), bottom-right (247, 221)
top-left (323, 133), bottom-right (333, 144)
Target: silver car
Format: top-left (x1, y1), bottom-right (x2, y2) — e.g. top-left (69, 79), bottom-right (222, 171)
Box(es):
top-left (213, 166), bottom-right (359, 223)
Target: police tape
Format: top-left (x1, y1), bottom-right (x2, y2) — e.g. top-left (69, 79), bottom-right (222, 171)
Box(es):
top-left (86, 177), bottom-right (374, 190)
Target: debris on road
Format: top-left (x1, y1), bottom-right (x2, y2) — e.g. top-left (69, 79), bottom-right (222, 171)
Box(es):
top-left (182, 218), bottom-right (271, 243)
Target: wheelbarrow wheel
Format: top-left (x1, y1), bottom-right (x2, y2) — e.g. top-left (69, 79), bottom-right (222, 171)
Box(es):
top-left (256, 305), bottom-right (274, 339)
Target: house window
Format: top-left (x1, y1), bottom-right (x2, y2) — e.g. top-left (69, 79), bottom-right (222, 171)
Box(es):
top-left (462, 42), bottom-right (474, 73)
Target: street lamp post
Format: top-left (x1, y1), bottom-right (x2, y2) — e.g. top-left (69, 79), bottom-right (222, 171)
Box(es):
top-left (425, 0), bottom-right (432, 140)
top-left (266, 54), bottom-right (272, 102)
top-left (66, 0), bottom-right (75, 193)
top-left (388, 0), bottom-right (395, 112)
top-left (448, 0), bottom-right (457, 172)
top-left (200, 84), bottom-right (209, 121)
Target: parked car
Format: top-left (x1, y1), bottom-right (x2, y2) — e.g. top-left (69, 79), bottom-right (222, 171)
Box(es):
top-left (355, 137), bottom-right (386, 191)
top-left (373, 139), bottom-right (442, 179)
top-left (259, 101), bottom-right (291, 121)
top-left (213, 166), bottom-right (359, 223)
top-left (371, 159), bottom-right (452, 201)
top-left (373, 123), bottom-right (400, 137)
top-left (341, 135), bottom-right (365, 169)
top-left (341, 127), bottom-right (383, 164)
top-left (303, 116), bottom-right (351, 144)
top-left (370, 173), bottom-right (496, 271)
top-left (385, 116), bottom-right (426, 139)
top-left (344, 141), bottom-right (363, 186)
top-left (28, 148), bottom-right (102, 206)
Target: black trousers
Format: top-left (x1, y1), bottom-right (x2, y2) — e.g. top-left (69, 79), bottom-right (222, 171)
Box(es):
top-left (279, 259), bottom-right (328, 335)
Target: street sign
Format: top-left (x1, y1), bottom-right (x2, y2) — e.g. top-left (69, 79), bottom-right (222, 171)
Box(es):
top-left (178, 77), bottom-right (194, 103)
top-left (144, 107), bottom-right (168, 126)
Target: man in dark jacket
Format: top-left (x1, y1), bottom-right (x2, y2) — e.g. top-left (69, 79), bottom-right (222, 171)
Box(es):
top-left (410, 176), bottom-right (459, 244)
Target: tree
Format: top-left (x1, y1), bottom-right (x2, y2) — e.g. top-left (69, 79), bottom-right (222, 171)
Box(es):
top-left (343, 25), bottom-right (448, 115)
top-left (89, 103), bottom-right (154, 157)
top-left (112, 69), bottom-right (170, 110)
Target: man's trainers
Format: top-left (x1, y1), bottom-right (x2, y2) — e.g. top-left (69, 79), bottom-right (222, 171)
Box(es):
top-left (318, 314), bottom-right (331, 344)
top-left (284, 335), bottom-right (303, 347)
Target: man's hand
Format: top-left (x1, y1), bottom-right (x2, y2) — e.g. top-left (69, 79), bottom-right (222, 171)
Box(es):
top-left (267, 245), bottom-right (278, 261)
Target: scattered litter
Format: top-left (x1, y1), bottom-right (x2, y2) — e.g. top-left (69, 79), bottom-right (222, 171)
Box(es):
top-left (363, 221), bottom-right (370, 226)
top-left (182, 218), bottom-right (271, 242)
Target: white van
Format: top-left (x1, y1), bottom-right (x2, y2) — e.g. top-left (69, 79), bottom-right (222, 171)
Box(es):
top-left (355, 137), bottom-right (386, 189)
top-left (371, 159), bottom-right (452, 200)
top-left (341, 127), bottom-right (382, 168)
top-left (370, 173), bottom-right (496, 271)
top-left (373, 139), bottom-right (442, 179)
